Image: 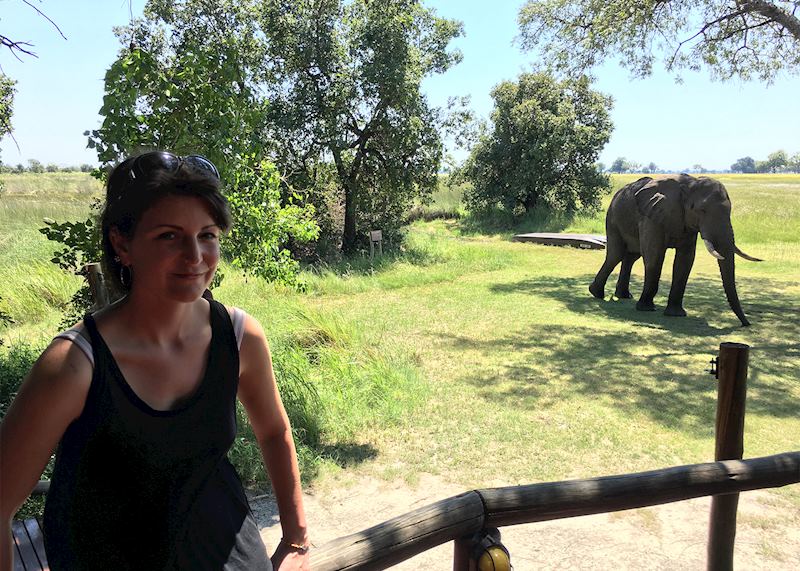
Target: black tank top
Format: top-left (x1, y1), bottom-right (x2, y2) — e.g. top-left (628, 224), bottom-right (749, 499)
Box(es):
top-left (43, 300), bottom-right (271, 570)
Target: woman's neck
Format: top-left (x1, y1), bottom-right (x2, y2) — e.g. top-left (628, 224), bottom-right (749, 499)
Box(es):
top-left (100, 292), bottom-right (208, 347)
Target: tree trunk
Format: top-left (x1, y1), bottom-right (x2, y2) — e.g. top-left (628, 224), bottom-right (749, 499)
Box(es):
top-left (332, 148), bottom-right (358, 254)
top-left (342, 182), bottom-right (357, 254)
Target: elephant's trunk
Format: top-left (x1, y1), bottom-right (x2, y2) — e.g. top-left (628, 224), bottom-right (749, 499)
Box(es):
top-left (718, 256), bottom-right (750, 327)
top-left (734, 245), bottom-right (763, 262)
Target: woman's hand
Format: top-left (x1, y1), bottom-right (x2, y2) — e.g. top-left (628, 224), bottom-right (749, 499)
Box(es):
top-left (270, 541), bottom-right (311, 570)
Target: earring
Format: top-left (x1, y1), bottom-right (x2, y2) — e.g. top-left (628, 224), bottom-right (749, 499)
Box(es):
top-left (119, 265), bottom-right (133, 288)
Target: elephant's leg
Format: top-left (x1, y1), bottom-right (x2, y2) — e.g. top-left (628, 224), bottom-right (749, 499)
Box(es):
top-left (664, 240), bottom-right (696, 317)
top-left (614, 252), bottom-right (640, 298)
top-left (590, 228), bottom-right (625, 299)
top-left (636, 227), bottom-right (666, 311)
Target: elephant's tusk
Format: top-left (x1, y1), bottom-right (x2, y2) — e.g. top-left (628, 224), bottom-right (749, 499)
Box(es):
top-left (735, 245), bottom-right (763, 262)
top-left (703, 239), bottom-right (725, 260)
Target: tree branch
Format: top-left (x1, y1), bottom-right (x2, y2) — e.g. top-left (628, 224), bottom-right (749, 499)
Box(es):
top-left (0, 34), bottom-right (37, 61)
top-left (668, 1), bottom-right (800, 71)
top-left (21, 0), bottom-right (67, 40)
top-left (741, 1), bottom-right (800, 41)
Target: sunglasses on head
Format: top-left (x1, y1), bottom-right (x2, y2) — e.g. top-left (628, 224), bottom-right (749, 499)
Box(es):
top-left (128, 151), bottom-right (220, 181)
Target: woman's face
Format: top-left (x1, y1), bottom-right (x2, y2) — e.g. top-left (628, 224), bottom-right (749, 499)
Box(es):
top-left (112, 194), bottom-right (221, 303)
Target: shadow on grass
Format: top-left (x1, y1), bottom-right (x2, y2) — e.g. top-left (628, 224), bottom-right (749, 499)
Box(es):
top-left (294, 441), bottom-right (379, 485)
top-left (303, 242), bottom-right (447, 279)
top-left (441, 273), bottom-right (798, 435)
top-left (317, 442), bottom-right (379, 468)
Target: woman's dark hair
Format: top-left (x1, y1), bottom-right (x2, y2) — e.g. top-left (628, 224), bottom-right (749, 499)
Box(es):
top-left (100, 153), bottom-right (232, 295)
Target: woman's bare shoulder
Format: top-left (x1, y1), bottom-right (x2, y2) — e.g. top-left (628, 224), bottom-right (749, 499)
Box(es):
top-left (35, 335), bottom-right (94, 391)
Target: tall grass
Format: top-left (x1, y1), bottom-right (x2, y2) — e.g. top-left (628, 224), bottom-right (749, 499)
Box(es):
top-left (0, 172), bottom-right (103, 196)
top-left (211, 280), bottom-right (429, 485)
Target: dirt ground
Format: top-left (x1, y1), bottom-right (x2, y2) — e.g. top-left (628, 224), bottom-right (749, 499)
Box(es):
top-left (253, 473), bottom-right (800, 570)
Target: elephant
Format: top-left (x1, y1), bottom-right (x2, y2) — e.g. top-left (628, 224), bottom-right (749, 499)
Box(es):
top-left (589, 174), bottom-right (761, 326)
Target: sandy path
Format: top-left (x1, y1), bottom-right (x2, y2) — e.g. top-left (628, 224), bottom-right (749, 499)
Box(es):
top-left (253, 473), bottom-right (799, 570)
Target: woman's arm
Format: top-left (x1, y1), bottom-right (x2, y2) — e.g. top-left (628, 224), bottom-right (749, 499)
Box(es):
top-left (236, 313), bottom-right (309, 571)
top-left (0, 338), bottom-right (92, 571)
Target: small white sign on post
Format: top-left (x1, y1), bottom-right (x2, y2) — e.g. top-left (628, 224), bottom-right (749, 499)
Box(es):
top-left (369, 230), bottom-right (383, 261)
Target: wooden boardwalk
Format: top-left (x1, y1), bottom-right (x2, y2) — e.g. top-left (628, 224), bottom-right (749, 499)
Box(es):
top-left (512, 232), bottom-right (606, 250)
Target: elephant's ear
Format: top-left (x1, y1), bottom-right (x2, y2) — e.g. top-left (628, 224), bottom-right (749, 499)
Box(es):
top-left (634, 177), bottom-right (686, 236)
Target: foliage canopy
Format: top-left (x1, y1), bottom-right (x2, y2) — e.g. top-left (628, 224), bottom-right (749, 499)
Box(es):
top-left (462, 73), bottom-right (612, 215)
top-left (0, 74), bottom-right (14, 142)
top-left (518, 1), bottom-right (800, 83)
top-left (731, 156), bottom-right (757, 173)
top-left (84, 0), bottom-right (318, 286)
top-left (87, 0), bottom-right (466, 256)
top-left (261, 0), bottom-right (466, 252)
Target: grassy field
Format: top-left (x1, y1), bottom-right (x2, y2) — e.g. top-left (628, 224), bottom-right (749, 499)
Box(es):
top-left (1, 173), bottom-right (798, 512)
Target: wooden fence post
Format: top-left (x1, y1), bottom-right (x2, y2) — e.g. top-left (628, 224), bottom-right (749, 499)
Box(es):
top-left (84, 262), bottom-right (110, 310)
top-left (707, 342), bottom-right (749, 571)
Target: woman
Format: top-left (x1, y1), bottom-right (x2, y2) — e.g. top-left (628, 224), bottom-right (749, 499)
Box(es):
top-left (0, 152), bottom-right (310, 570)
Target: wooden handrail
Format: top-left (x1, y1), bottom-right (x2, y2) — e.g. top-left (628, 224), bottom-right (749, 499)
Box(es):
top-left (481, 452), bottom-right (798, 527)
top-left (310, 452), bottom-right (800, 570)
top-left (311, 492), bottom-right (484, 570)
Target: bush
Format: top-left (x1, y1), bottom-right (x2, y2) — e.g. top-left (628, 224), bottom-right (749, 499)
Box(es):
top-left (223, 159), bottom-right (320, 287)
top-left (0, 341), bottom-right (52, 519)
top-left (0, 341), bottom-right (40, 418)
top-left (39, 199), bottom-right (105, 328)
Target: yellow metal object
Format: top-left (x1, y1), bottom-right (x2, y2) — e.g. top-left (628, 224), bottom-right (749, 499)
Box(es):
top-left (477, 545), bottom-right (511, 571)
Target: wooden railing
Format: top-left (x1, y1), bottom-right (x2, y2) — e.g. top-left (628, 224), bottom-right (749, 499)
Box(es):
top-left (310, 452), bottom-right (799, 570)
top-left (310, 343), bottom-right (799, 570)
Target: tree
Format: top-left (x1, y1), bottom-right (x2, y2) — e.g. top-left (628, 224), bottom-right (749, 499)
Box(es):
top-left (610, 157), bottom-right (630, 173)
top-left (765, 149), bottom-right (788, 172)
top-left (788, 152), bottom-right (800, 173)
top-left (27, 159), bottom-right (43, 173)
top-left (731, 156), bottom-right (756, 173)
top-left (462, 73), bottom-right (612, 214)
top-left (642, 161), bottom-right (658, 173)
top-left (261, 0), bottom-right (465, 252)
top-left (518, 1), bottom-right (800, 83)
top-left (95, 0), bottom-right (466, 256)
top-left (0, 74), bottom-right (14, 140)
top-left (87, 1), bottom-right (319, 285)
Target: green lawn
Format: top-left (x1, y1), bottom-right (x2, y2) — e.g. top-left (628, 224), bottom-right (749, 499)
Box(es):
top-left (1, 173), bottom-right (798, 508)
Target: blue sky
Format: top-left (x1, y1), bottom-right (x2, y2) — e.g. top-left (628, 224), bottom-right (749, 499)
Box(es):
top-left (1, 0), bottom-right (798, 171)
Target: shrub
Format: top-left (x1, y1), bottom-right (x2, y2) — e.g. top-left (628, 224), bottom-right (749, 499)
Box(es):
top-left (0, 341), bottom-right (55, 519)
top-left (0, 341), bottom-right (40, 419)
